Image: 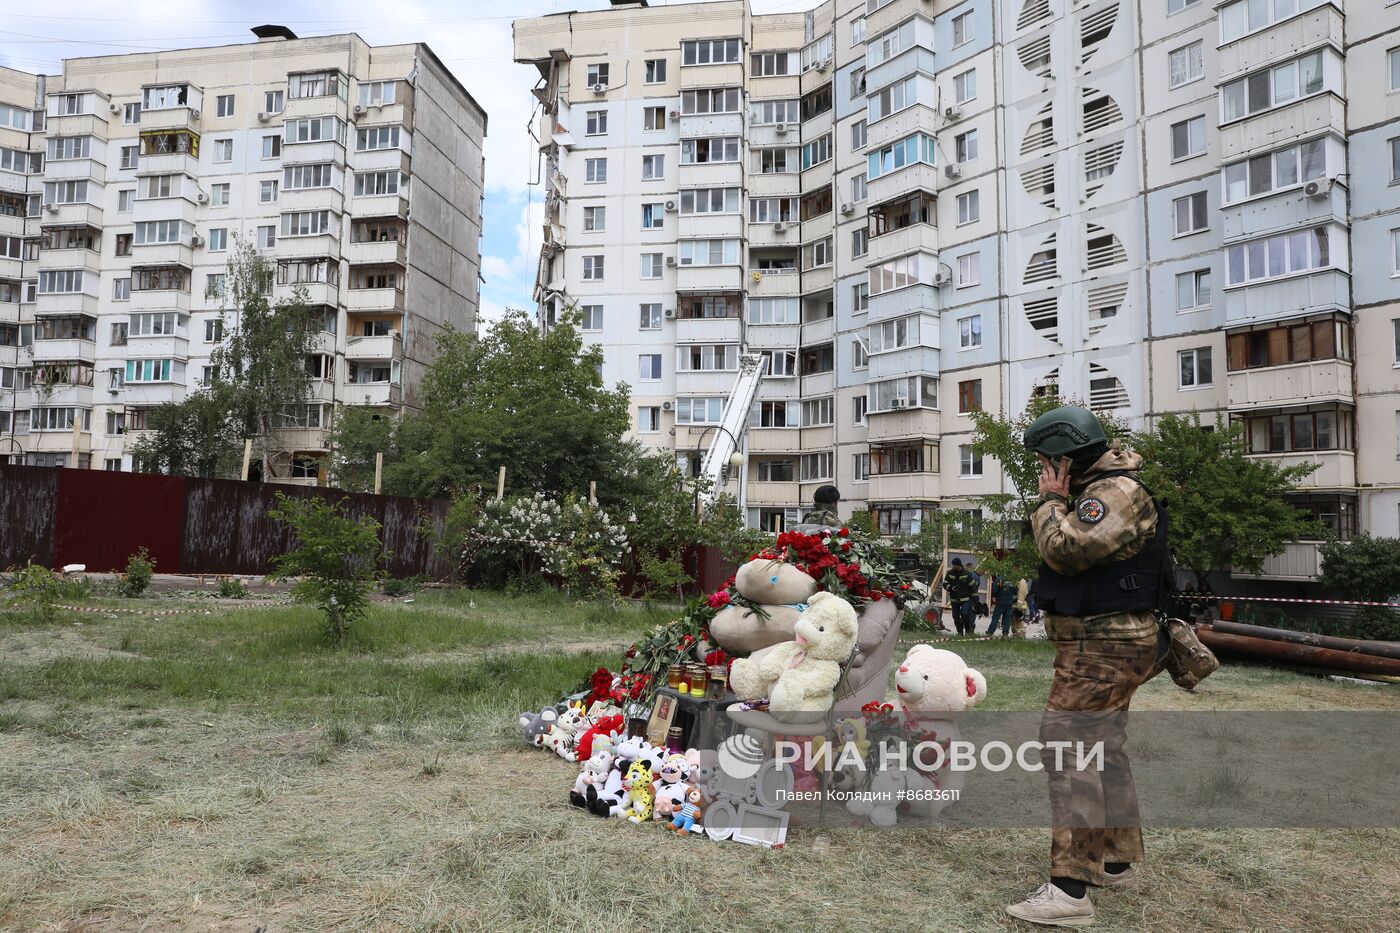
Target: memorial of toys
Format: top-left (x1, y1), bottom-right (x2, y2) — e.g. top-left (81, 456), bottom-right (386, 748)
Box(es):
top-left (518, 526), bottom-right (989, 847)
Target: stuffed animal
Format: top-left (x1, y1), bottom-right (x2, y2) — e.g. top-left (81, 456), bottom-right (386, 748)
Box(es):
top-left (570, 749), bottom-right (615, 809)
top-left (576, 713), bottom-right (625, 761)
top-left (668, 785), bottom-right (707, 835)
top-left (684, 748), bottom-right (719, 795)
top-left (728, 592), bottom-right (860, 723)
top-left (587, 759), bottom-right (628, 818)
top-left (652, 753), bottom-right (690, 822)
top-left (813, 716), bottom-right (870, 761)
top-left (622, 759), bottom-right (655, 824)
top-left (540, 703), bottom-right (588, 762)
top-left (848, 645), bottom-right (987, 826)
top-left (734, 558), bottom-right (818, 605)
top-left (518, 706), bottom-right (559, 747)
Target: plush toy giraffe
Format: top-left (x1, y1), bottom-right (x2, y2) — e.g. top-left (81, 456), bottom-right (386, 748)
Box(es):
top-left (621, 759), bottom-right (655, 824)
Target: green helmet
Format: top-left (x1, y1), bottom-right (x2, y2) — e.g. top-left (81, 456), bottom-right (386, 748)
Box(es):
top-left (1023, 406), bottom-right (1108, 459)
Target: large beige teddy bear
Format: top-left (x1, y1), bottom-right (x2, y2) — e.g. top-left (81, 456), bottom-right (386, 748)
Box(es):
top-left (848, 644), bottom-right (986, 826)
top-left (728, 592), bottom-right (859, 724)
top-left (710, 559), bottom-right (817, 654)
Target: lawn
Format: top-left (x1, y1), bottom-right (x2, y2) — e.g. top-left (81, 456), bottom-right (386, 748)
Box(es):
top-left (1, 589), bottom-right (1397, 932)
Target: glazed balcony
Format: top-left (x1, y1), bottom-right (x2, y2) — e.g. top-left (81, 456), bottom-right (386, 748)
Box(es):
top-left (1227, 358), bottom-right (1352, 409)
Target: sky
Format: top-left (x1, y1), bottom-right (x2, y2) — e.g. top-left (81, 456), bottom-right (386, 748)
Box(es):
top-left (0, 0), bottom-right (818, 327)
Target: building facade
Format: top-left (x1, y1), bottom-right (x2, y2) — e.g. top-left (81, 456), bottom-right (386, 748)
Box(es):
top-left (0, 28), bottom-right (485, 481)
top-left (515, 0), bottom-right (1398, 574)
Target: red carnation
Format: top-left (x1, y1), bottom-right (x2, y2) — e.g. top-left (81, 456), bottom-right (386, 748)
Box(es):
top-left (839, 527), bottom-right (850, 536)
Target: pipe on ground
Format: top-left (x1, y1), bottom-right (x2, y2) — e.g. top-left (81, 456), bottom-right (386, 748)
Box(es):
top-left (1206, 619), bottom-right (1400, 661)
top-left (1196, 626), bottom-right (1400, 677)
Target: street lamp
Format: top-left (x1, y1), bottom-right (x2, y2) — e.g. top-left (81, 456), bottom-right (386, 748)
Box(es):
top-left (690, 423), bottom-right (746, 513)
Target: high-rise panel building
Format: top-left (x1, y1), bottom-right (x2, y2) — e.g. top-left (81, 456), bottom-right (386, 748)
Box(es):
top-left (514, 0), bottom-right (1400, 579)
top-left (0, 27), bottom-right (486, 481)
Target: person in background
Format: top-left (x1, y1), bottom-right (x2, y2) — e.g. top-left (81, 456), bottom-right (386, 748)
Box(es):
top-left (943, 558), bottom-right (979, 635)
top-left (801, 484), bottom-right (842, 528)
top-left (987, 575), bottom-right (1019, 637)
top-left (1013, 578), bottom-right (1031, 637)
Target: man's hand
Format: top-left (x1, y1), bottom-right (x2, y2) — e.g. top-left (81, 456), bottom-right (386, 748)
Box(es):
top-left (1038, 453), bottom-right (1071, 499)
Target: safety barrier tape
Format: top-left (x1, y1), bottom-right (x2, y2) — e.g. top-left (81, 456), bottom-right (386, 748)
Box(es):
top-left (1189, 595), bottom-right (1400, 608)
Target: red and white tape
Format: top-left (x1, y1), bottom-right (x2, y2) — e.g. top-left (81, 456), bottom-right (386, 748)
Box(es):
top-left (1191, 595), bottom-right (1399, 609)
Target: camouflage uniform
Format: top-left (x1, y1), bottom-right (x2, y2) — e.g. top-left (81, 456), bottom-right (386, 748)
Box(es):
top-left (800, 507), bottom-right (841, 527)
top-left (1030, 443), bottom-right (1164, 886)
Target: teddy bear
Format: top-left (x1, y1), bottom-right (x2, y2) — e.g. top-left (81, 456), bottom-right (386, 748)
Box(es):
top-left (570, 748), bottom-right (615, 809)
top-left (667, 785), bottom-right (707, 835)
top-left (847, 644), bottom-right (987, 826)
top-left (728, 591), bottom-right (859, 724)
top-left (684, 748), bottom-right (719, 795)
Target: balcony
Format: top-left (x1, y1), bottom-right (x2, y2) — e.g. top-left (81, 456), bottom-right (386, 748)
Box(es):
top-left (36, 248), bottom-right (101, 275)
top-left (677, 264), bottom-right (744, 292)
top-left (345, 332), bottom-right (402, 360)
top-left (869, 225), bottom-right (940, 266)
top-left (276, 281), bottom-right (339, 307)
top-left (1217, 94), bottom-right (1344, 162)
top-left (40, 202), bottom-right (103, 229)
top-left (128, 288), bottom-right (191, 313)
top-left (44, 157), bottom-right (106, 184)
top-left (29, 383), bottom-right (94, 408)
top-left (344, 381), bottom-right (401, 407)
top-left (139, 105), bottom-right (202, 133)
top-left (745, 480), bottom-right (799, 506)
top-left (674, 369), bottom-right (739, 394)
top-left (1217, 6), bottom-right (1343, 79)
top-left (746, 322), bottom-right (801, 349)
top-left (124, 333), bottom-right (189, 359)
top-left (351, 191), bottom-right (409, 220)
top-left (271, 187), bottom-right (346, 214)
top-left (35, 293), bottom-right (100, 316)
top-left (352, 145), bottom-right (411, 175)
top-left (1227, 359), bottom-right (1352, 409)
top-left (345, 238), bottom-right (406, 266)
top-left (31, 338), bottom-right (96, 363)
top-left (129, 242), bottom-right (195, 268)
top-left (868, 163), bottom-right (941, 208)
top-left (677, 111), bottom-right (743, 139)
top-left (1222, 270), bottom-right (1350, 326)
top-left (279, 233), bottom-right (341, 260)
top-left (121, 381), bottom-right (187, 406)
top-left (868, 472), bottom-right (940, 503)
top-left (138, 151), bottom-right (200, 178)
top-left (675, 162), bottom-right (743, 189)
top-left (1245, 448), bottom-right (1354, 488)
top-left (677, 213), bottom-right (743, 240)
top-left (867, 406), bottom-right (940, 442)
top-left (1231, 541), bottom-right (1322, 582)
top-left (346, 286), bottom-right (405, 313)
top-left (281, 141), bottom-right (347, 167)
top-left (675, 316), bottom-right (741, 343)
top-left (679, 63), bottom-right (744, 89)
top-left (800, 264), bottom-right (833, 295)
top-left (43, 113), bottom-right (108, 139)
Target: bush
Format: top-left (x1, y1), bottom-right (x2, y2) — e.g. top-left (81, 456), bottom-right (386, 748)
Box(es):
top-left (3, 563), bottom-right (61, 623)
top-left (381, 576), bottom-right (422, 597)
top-left (120, 548), bottom-right (156, 597)
top-left (218, 577), bottom-right (251, 599)
top-left (268, 494), bottom-right (382, 645)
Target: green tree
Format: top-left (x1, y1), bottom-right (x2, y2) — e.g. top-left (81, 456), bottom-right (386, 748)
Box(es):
top-left (134, 237), bottom-right (315, 479)
top-left (1130, 412), bottom-right (1320, 587)
top-left (268, 494), bottom-right (381, 645)
top-left (1316, 534), bottom-right (1400, 602)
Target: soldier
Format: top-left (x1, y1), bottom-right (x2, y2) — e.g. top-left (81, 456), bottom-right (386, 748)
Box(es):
top-left (1006, 405), bottom-right (1171, 928)
top-left (800, 484), bottom-right (842, 528)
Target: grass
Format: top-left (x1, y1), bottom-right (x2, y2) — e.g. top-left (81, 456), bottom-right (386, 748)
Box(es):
top-left (1, 590), bottom-right (1398, 931)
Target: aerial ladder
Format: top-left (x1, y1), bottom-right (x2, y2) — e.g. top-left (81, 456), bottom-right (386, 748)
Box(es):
top-left (695, 352), bottom-right (768, 510)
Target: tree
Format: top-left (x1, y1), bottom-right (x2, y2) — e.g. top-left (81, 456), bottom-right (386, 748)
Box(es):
top-left (268, 494), bottom-right (381, 645)
top-left (1316, 534), bottom-right (1400, 640)
top-left (1130, 412), bottom-right (1320, 587)
top-left (134, 237), bottom-right (315, 479)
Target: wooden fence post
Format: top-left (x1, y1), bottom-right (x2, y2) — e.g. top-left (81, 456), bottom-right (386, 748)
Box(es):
top-left (240, 439), bottom-right (252, 481)
top-left (374, 452), bottom-right (384, 495)
top-left (496, 465), bottom-right (506, 501)
top-left (589, 480), bottom-right (597, 503)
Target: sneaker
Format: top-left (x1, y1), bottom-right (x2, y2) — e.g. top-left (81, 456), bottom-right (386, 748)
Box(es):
top-left (1099, 866), bottom-right (1137, 888)
top-left (1006, 883), bottom-right (1095, 927)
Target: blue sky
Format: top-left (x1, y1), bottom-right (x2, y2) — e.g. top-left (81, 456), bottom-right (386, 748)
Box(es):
top-left (0, 0), bottom-right (813, 326)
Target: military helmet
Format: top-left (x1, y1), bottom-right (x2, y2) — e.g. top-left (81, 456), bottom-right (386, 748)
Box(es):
top-left (1023, 406), bottom-right (1108, 459)
top-left (813, 484), bottom-right (841, 504)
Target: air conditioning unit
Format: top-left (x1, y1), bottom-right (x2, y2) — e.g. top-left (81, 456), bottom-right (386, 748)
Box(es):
top-left (945, 163), bottom-right (964, 179)
top-left (257, 111), bottom-right (270, 123)
top-left (352, 104), bottom-right (367, 117)
top-left (816, 59), bottom-right (831, 73)
top-left (196, 191), bottom-right (209, 204)
top-left (662, 400), bottom-right (674, 411)
top-left (664, 199), bottom-right (678, 212)
top-left (840, 203), bottom-right (854, 216)
top-left (775, 123), bottom-right (790, 135)
top-left (43, 203), bottom-right (58, 213)
top-left (773, 221), bottom-right (787, 233)
top-left (1304, 178), bottom-right (1334, 199)
top-left (944, 105), bottom-right (963, 121)
top-left (666, 255), bottom-right (678, 267)
top-left (189, 108), bottom-right (201, 119)
top-left (590, 82), bottom-right (608, 95)
top-left (191, 234), bottom-right (205, 247)
top-left (889, 398), bottom-right (908, 409)
top-left (669, 110), bottom-right (681, 121)
top-left (932, 270), bottom-right (952, 287)
top-left (108, 101), bottom-right (121, 114)
top-left (663, 307), bottom-right (677, 320)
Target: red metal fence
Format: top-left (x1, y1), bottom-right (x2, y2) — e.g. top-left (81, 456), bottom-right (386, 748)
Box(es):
top-left (0, 464), bottom-right (451, 578)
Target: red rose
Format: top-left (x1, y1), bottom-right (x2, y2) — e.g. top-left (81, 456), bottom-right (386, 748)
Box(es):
top-left (681, 634), bottom-right (695, 646)
top-left (839, 527), bottom-right (850, 536)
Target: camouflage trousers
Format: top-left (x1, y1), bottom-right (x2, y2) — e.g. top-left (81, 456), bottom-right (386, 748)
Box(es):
top-left (1040, 632), bottom-right (1164, 886)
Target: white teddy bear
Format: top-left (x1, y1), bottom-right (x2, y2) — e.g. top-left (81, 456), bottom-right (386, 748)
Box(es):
top-left (848, 644), bottom-right (987, 826)
top-left (728, 591), bottom-right (860, 724)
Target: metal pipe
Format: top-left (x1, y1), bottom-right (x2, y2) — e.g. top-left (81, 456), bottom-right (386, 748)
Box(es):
top-left (1207, 619), bottom-right (1400, 661)
top-left (1196, 626), bottom-right (1400, 677)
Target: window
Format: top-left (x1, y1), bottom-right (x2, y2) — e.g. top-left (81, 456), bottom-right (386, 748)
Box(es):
top-left (850, 121), bottom-right (868, 154)
top-left (750, 99), bottom-right (799, 125)
top-left (756, 458), bottom-right (795, 480)
top-left (679, 239), bottom-right (740, 266)
top-left (681, 87), bottom-right (740, 114)
top-left (1171, 116), bottom-right (1206, 160)
top-left (638, 354), bottom-right (662, 380)
top-left (799, 452), bottom-right (834, 482)
top-left (208, 228), bottom-right (227, 252)
top-left (1226, 226), bottom-right (1331, 285)
top-left (44, 180), bottom-right (89, 205)
top-left (749, 196), bottom-right (797, 223)
top-left (868, 20), bottom-right (916, 66)
top-left (955, 130), bottom-right (978, 163)
top-left (852, 337), bottom-right (869, 370)
top-left (758, 350), bottom-right (797, 377)
top-left (583, 205), bottom-right (605, 232)
top-left (802, 397), bottom-right (834, 427)
top-left (257, 225), bottom-right (276, 249)
top-left (1392, 48), bottom-right (1400, 92)
top-left (641, 254), bottom-right (663, 280)
top-left (582, 255), bottom-right (605, 280)
top-left (801, 343), bottom-right (835, 375)
top-left (1242, 408), bottom-right (1352, 454)
top-left (681, 137), bottom-right (740, 164)
top-left (866, 132), bottom-right (935, 180)
top-left (585, 158), bottom-right (607, 183)
top-left (1226, 318), bottom-right (1350, 370)
top-left (356, 126), bottom-right (401, 152)
top-left (112, 278), bottom-right (130, 301)
top-left (357, 81), bottom-right (397, 107)
top-left (283, 116), bottom-right (345, 144)
top-left (1222, 52), bottom-right (1325, 122)
top-left (1393, 138), bottom-right (1400, 184)
top-left (586, 110), bottom-right (607, 135)
top-left (754, 402), bottom-right (795, 430)
top-left (1169, 42), bottom-right (1204, 88)
top-left (38, 270), bottom-right (84, 294)
top-left (213, 138), bottom-right (233, 162)
top-left (853, 396), bottom-right (869, 429)
top-left (265, 90), bottom-right (284, 114)
top-left (952, 11), bottom-right (975, 47)
top-left (851, 173), bottom-right (868, 204)
top-left (803, 237), bottom-right (834, 270)
top-left (749, 297), bottom-right (798, 324)
top-left (47, 136), bottom-right (91, 161)
top-left (1223, 138), bottom-right (1326, 203)
top-left (581, 305), bottom-right (603, 330)
top-left (801, 135), bottom-right (832, 169)
top-left (802, 85), bottom-right (833, 121)
top-left (204, 182), bottom-right (227, 207)
top-left (134, 220), bottom-right (185, 244)
top-left (868, 252), bottom-right (937, 294)
top-left (958, 379), bottom-right (983, 414)
top-left (1393, 318), bottom-right (1400, 365)
top-left (869, 75), bottom-right (918, 121)
top-left (959, 315), bottom-right (982, 349)
top-left (287, 164), bottom-right (335, 190)
top-left (205, 273), bottom-right (226, 299)
top-left (870, 316), bottom-right (918, 353)
top-left (1173, 192), bottom-right (1208, 235)
top-left (644, 107), bottom-right (667, 131)
top-left (216, 94), bottom-right (235, 117)
top-left (125, 358), bottom-right (174, 383)
top-left (680, 187), bottom-right (739, 215)
top-left (1168, 0), bottom-right (1201, 12)
top-left (801, 34), bottom-right (834, 71)
top-left (959, 444), bottom-right (983, 477)
top-left (676, 397), bottom-right (723, 424)
top-left (644, 59), bottom-right (666, 84)
top-left (956, 190), bottom-right (980, 225)
top-left (1221, 0), bottom-right (1328, 43)
top-left (1176, 269), bottom-right (1212, 311)
top-left (259, 180), bottom-right (278, 203)
top-left (957, 252), bottom-right (980, 287)
top-left (682, 38), bottom-right (741, 65)
top-left (1179, 347), bottom-right (1213, 388)
top-left (642, 154), bottom-right (665, 179)
top-left (954, 69), bottom-right (976, 104)
top-left (203, 318), bottom-right (224, 343)
top-left (123, 102), bottom-right (141, 125)
top-left (638, 407), bottom-right (661, 433)
top-left (289, 71), bottom-right (346, 100)
top-left (852, 229), bottom-right (869, 258)
top-left (279, 210), bottom-right (334, 237)
top-left (851, 16), bottom-right (868, 46)
top-left (640, 303), bottom-right (662, 329)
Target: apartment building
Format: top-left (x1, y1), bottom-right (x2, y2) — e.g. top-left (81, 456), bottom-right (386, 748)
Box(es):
top-left (514, 0), bottom-right (1400, 578)
top-left (0, 27), bottom-right (485, 481)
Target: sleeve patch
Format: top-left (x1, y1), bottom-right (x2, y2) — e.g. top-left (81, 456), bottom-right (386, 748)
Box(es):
top-left (1077, 497), bottom-right (1107, 524)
